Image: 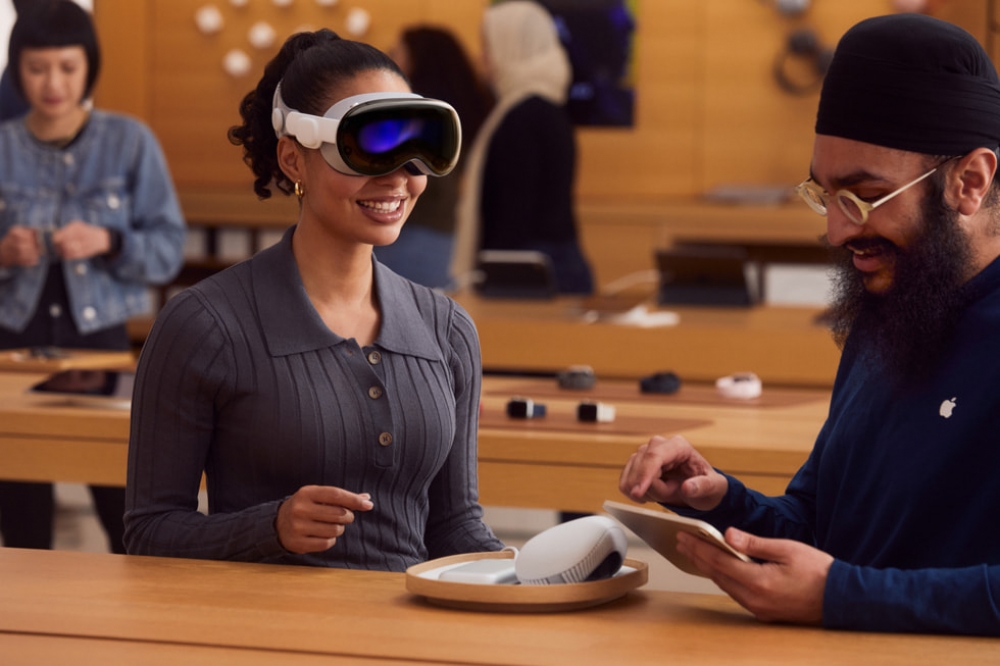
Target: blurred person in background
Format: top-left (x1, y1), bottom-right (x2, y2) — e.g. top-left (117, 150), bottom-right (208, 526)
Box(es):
top-left (453, 0), bottom-right (594, 295)
top-left (377, 25), bottom-right (492, 290)
top-left (0, 0), bottom-right (185, 553)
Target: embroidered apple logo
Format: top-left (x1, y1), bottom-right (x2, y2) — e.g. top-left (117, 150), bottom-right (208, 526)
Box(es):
top-left (939, 397), bottom-right (957, 418)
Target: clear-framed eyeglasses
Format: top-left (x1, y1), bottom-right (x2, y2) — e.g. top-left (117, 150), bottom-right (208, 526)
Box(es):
top-left (795, 166), bottom-right (939, 226)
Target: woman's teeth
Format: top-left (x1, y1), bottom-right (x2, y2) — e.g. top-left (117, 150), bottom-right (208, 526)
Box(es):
top-left (359, 199), bottom-right (402, 212)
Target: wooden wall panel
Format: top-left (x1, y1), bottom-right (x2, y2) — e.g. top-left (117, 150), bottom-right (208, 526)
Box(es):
top-left (91, 0), bottom-right (151, 119)
top-left (702, 1), bottom-right (872, 190)
top-left (936, 0), bottom-right (989, 42)
top-left (575, 0), bottom-right (701, 198)
top-left (92, 1), bottom-right (991, 201)
top-left (98, 0), bottom-right (468, 189)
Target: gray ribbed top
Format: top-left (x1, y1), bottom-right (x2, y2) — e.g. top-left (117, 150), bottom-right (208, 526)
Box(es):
top-left (124, 226), bottom-right (503, 569)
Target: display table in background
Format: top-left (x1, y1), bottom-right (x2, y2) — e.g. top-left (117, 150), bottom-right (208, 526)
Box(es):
top-left (0, 373), bottom-right (828, 512)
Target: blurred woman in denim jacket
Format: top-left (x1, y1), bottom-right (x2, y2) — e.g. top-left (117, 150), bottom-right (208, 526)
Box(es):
top-left (0, 1), bottom-right (185, 553)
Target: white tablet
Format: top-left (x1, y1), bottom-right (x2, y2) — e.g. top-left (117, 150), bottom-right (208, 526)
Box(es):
top-left (438, 558), bottom-right (518, 585)
top-left (602, 500), bottom-right (751, 577)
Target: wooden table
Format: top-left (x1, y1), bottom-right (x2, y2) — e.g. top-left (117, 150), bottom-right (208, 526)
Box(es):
top-left (2, 548), bottom-right (993, 665)
top-left (0, 372), bottom-right (828, 512)
top-left (0, 372), bottom-right (130, 487)
top-left (453, 294), bottom-right (841, 389)
top-left (475, 375), bottom-right (827, 511)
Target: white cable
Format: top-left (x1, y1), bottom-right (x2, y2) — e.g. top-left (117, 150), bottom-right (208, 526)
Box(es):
top-left (599, 269), bottom-right (659, 296)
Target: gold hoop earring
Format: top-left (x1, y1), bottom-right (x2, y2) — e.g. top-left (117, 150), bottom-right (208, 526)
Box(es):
top-left (294, 180), bottom-right (305, 201)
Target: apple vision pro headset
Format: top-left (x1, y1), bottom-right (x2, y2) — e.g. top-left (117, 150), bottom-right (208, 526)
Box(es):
top-left (272, 83), bottom-right (461, 177)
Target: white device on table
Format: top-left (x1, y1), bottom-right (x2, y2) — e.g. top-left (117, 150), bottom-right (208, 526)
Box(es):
top-left (602, 500), bottom-right (751, 578)
top-left (515, 515), bottom-right (628, 585)
top-left (715, 372), bottom-right (762, 399)
top-left (435, 516), bottom-right (628, 586)
top-left (439, 558), bottom-right (518, 585)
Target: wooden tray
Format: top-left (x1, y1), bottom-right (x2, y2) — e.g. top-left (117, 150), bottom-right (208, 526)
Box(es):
top-left (405, 551), bottom-right (647, 612)
top-left (0, 348), bottom-right (135, 373)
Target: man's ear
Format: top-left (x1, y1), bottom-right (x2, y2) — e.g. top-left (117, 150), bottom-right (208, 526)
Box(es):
top-left (276, 136), bottom-right (307, 184)
top-left (950, 147), bottom-right (997, 216)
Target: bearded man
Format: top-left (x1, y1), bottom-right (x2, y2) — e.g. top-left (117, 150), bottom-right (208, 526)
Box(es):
top-left (617, 13), bottom-right (1000, 635)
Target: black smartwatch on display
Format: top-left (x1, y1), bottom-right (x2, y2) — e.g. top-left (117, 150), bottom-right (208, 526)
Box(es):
top-left (557, 365), bottom-right (596, 390)
top-left (506, 397), bottom-right (547, 419)
top-left (576, 401), bottom-right (615, 423)
top-left (639, 371), bottom-right (681, 394)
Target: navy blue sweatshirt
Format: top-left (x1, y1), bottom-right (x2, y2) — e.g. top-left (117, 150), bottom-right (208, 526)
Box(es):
top-left (679, 254), bottom-right (1000, 635)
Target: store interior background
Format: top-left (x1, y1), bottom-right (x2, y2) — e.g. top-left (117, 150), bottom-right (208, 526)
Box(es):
top-left (3, 0), bottom-right (997, 591)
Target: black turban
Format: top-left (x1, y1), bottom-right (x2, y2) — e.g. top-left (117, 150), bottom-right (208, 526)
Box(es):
top-left (816, 13), bottom-right (1000, 155)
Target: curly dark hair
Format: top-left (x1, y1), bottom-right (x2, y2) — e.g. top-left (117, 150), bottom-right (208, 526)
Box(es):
top-left (227, 29), bottom-right (405, 199)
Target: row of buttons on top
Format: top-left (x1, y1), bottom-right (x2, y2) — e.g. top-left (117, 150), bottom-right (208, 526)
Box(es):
top-left (367, 349), bottom-right (391, 446)
top-left (367, 350), bottom-right (383, 401)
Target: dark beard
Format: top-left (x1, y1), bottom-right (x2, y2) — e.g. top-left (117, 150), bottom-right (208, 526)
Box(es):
top-left (823, 188), bottom-right (973, 385)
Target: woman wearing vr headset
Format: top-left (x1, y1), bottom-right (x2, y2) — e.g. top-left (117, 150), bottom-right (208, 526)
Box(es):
top-left (124, 29), bottom-right (505, 569)
top-left (0, 0), bottom-right (185, 553)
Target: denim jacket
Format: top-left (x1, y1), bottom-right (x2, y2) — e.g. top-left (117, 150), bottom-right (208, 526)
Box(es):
top-left (0, 110), bottom-right (186, 334)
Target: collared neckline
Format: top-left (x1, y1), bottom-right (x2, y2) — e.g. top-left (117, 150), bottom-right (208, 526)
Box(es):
top-left (253, 226), bottom-right (444, 363)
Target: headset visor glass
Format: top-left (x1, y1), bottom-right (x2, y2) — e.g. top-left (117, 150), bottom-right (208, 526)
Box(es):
top-left (326, 99), bottom-right (460, 177)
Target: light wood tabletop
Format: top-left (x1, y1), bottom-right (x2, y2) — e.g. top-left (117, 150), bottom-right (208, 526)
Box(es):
top-left (2, 548), bottom-right (994, 666)
top-left (0, 372), bottom-right (828, 512)
top-left (2, 633), bottom-right (412, 665)
top-left (0, 371), bottom-right (131, 487)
